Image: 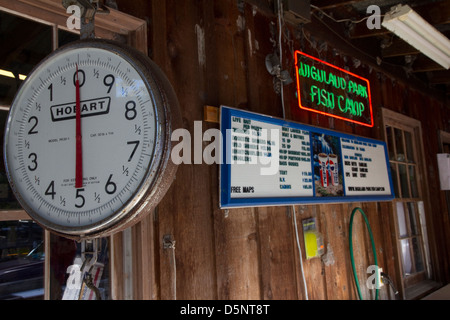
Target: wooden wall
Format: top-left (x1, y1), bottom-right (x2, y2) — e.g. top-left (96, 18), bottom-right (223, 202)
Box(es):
top-left (115, 0), bottom-right (450, 300)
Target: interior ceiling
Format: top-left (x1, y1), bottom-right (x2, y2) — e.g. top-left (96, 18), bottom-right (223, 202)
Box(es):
top-left (308, 0), bottom-right (450, 98)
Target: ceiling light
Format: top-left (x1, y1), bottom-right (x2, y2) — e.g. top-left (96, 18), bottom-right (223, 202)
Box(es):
top-left (382, 4), bottom-right (450, 69)
top-left (0, 69), bottom-right (15, 79)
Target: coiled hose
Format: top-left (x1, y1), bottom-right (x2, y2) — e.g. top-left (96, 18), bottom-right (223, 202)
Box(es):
top-left (349, 207), bottom-right (379, 300)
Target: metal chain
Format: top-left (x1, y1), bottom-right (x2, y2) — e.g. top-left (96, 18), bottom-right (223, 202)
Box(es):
top-left (78, 239), bottom-right (102, 300)
top-left (83, 272), bottom-right (102, 300)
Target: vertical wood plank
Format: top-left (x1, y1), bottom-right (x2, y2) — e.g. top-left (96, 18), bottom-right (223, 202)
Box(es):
top-left (211, 0), bottom-right (262, 300)
top-left (152, 0), bottom-right (219, 300)
top-left (110, 232), bottom-right (123, 300)
top-left (323, 204), bottom-right (355, 300)
top-left (122, 228), bottom-right (133, 300)
top-left (131, 213), bottom-right (157, 300)
top-left (241, 2), bottom-right (300, 301)
top-left (257, 207), bottom-right (299, 300)
top-left (214, 208), bottom-right (261, 299)
top-left (292, 205), bottom-right (327, 300)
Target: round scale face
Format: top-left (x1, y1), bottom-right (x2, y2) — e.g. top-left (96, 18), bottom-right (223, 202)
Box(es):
top-left (4, 43), bottom-right (160, 237)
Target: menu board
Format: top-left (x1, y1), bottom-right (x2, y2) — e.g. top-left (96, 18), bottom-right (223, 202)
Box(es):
top-left (220, 106), bottom-right (394, 208)
top-left (295, 50), bottom-right (374, 127)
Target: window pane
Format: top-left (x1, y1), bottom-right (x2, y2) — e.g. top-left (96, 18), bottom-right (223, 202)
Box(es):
top-left (58, 29), bottom-right (79, 48)
top-left (417, 201), bottom-right (431, 278)
top-left (0, 11), bottom-right (52, 105)
top-left (412, 237), bottom-right (424, 273)
top-left (401, 239), bottom-right (412, 276)
top-left (0, 10), bottom-right (51, 301)
top-left (396, 202), bottom-right (408, 237)
top-left (390, 163), bottom-right (400, 198)
top-left (404, 131), bottom-right (415, 163)
top-left (0, 147), bottom-right (21, 210)
top-left (408, 165), bottom-right (419, 198)
top-left (1, 12), bottom-right (53, 210)
top-left (49, 235), bottom-right (77, 300)
top-left (399, 164), bottom-right (410, 198)
top-left (407, 202), bottom-right (418, 235)
top-left (50, 235), bottom-right (111, 300)
top-left (394, 128), bottom-right (405, 162)
top-left (386, 126), bottom-right (396, 161)
top-left (0, 220), bottom-right (44, 299)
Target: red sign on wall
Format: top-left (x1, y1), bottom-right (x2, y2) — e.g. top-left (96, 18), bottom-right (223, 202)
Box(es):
top-left (295, 50), bottom-right (374, 127)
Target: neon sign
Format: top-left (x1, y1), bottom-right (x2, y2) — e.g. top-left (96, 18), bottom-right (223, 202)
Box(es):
top-left (295, 50), bottom-right (374, 127)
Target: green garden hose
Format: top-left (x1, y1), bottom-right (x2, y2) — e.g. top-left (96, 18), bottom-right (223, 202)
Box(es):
top-left (349, 207), bottom-right (379, 300)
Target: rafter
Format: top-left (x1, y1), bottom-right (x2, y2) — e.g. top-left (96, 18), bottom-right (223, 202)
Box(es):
top-left (382, 39), bottom-right (419, 58)
top-left (310, 0), bottom-right (363, 10)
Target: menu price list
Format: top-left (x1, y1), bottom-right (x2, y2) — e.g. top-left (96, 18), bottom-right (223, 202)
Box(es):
top-left (230, 116), bottom-right (313, 198)
top-left (341, 138), bottom-right (391, 196)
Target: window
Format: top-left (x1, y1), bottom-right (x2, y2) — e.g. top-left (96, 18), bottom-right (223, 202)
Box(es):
top-left (382, 108), bottom-right (433, 299)
top-left (0, 0), bottom-right (147, 300)
top-left (0, 10), bottom-right (95, 300)
top-left (0, 10), bottom-right (52, 300)
top-left (0, 220), bottom-right (44, 299)
top-left (439, 130), bottom-right (450, 220)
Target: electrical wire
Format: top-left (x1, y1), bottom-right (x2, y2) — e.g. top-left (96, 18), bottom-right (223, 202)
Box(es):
top-left (349, 207), bottom-right (379, 300)
top-left (309, 5), bottom-right (407, 71)
top-left (278, 0), bottom-right (286, 119)
top-left (310, 4), bottom-right (385, 25)
top-left (292, 206), bottom-right (309, 300)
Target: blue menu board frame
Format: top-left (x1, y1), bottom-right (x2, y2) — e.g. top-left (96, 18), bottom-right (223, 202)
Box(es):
top-left (220, 106), bottom-right (395, 208)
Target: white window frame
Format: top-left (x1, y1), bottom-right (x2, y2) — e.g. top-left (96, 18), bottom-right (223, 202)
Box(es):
top-left (381, 107), bottom-right (435, 299)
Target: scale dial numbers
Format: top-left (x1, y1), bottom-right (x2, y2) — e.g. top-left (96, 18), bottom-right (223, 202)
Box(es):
top-left (4, 40), bottom-right (176, 239)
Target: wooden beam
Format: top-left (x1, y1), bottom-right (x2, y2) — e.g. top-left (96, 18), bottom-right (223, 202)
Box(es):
top-left (0, 209), bottom-right (30, 221)
top-left (311, 0), bottom-right (362, 10)
top-left (414, 0), bottom-right (450, 25)
top-left (243, 0), bottom-right (273, 16)
top-left (0, 19), bottom-right (48, 69)
top-left (349, 22), bottom-right (388, 39)
top-left (412, 56), bottom-right (446, 73)
top-left (0, 0), bottom-right (147, 45)
top-left (428, 70), bottom-right (450, 84)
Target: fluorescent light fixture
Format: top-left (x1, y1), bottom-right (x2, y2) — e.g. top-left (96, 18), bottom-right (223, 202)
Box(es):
top-left (382, 4), bottom-right (450, 69)
top-left (0, 69), bottom-right (27, 80)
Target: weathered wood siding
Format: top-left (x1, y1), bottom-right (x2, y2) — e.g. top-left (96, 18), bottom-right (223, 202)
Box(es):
top-left (116, 0), bottom-right (450, 300)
